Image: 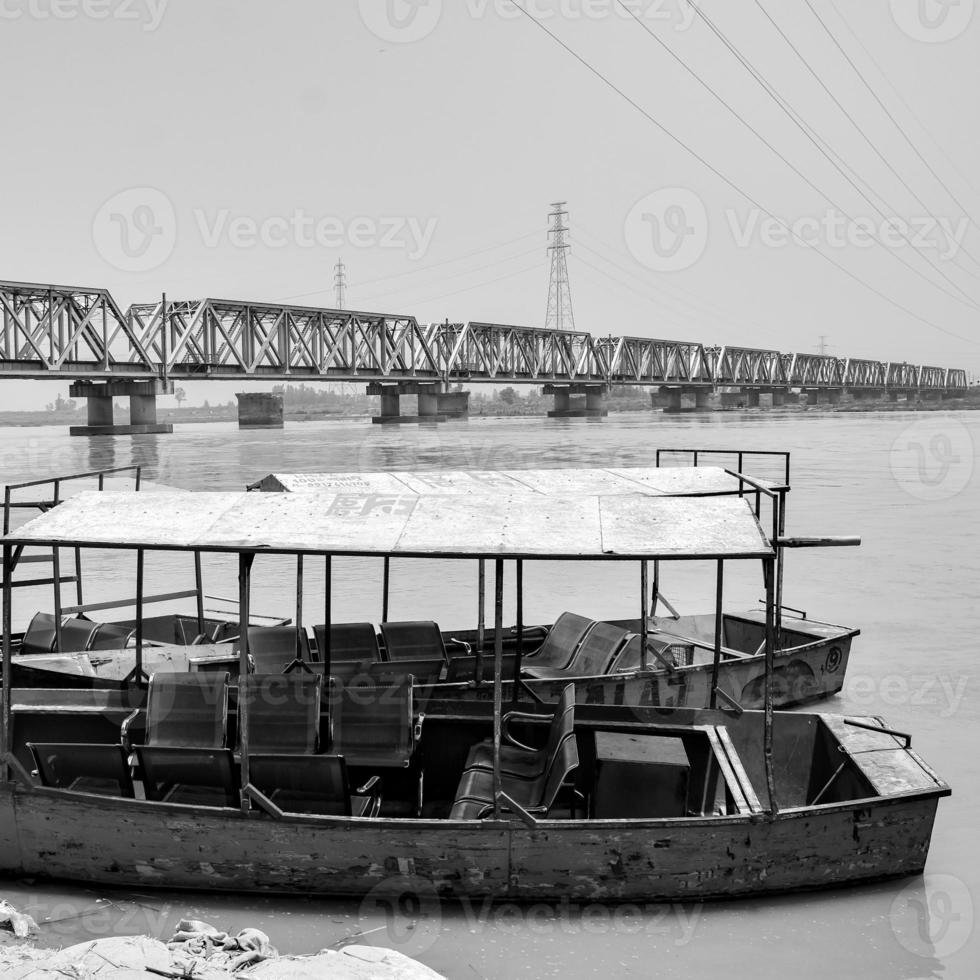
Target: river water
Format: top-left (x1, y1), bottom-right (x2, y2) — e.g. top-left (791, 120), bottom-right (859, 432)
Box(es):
top-left (0, 409), bottom-right (976, 979)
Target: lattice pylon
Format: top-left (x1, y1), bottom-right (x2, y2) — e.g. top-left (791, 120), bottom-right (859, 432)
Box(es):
top-left (545, 202), bottom-right (575, 332)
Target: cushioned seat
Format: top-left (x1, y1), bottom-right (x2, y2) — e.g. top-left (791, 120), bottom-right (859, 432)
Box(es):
top-left (518, 612), bottom-right (596, 672)
top-left (136, 745), bottom-right (238, 807)
top-left (331, 674), bottom-right (421, 769)
top-left (313, 622), bottom-right (381, 664)
top-left (246, 626), bottom-right (312, 673)
top-left (248, 753), bottom-right (381, 817)
top-left (244, 672), bottom-right (323, 754)
top-left (380, 621), bottom-right (448, 664)
top-left (28, 742), bottom-right (135, 798)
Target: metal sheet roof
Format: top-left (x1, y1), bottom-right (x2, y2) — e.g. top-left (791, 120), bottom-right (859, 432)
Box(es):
top-left (2, 490), bottom-right (773, 559)
top-left (252, 466), bottom-right (777, 497)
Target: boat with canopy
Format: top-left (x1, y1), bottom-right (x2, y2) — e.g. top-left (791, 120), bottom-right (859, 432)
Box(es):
top-left (4, 453), bottom-right (859, 710)
top-left (0, 485), bottom-right (949, 900)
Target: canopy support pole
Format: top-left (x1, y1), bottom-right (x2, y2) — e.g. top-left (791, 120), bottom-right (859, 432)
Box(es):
top-left (1, 544), bottom-right (13, 783)
top-left (238, 552), bottom-right (255, 812)
top-left (491, 558), bottom-right (504, 818)
top-left (511, 559), bottom-right (524, 704)
top-left (382, 556), bottom-right (390, 623)
top-left (710, 560), bottom-right (724, 708)
top-left (475, 559), bottom-right (486, 686)
top-left (295, 555), bottom-right (304, 631)
top-left (74, 546), bottom-right (83, 607)
top-left (640, 559), bottom-right (649, 671)
top-left (763, 555), bottom-right (777, 817)
top-left (323, 555), bottom-right (331, 666)
top-left (650, 559), bottom-right (659, 616)
top-left (134, 548), bottom-right (144, 682)
top-left (52, 547), bottom-right (63, 653)
top-left (194, 551), bottom-right (205, 637)
top-left (775, 489), bottom-right (786, 648)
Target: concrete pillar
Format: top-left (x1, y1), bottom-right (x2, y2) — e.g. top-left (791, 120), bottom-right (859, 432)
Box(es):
top-left (585, 387), bottom-right (607, 414)
top-left (86, 393), bottom-right (114, 427)
top-left (437, 390), bottom-right (470, 418)
top-left (236, 392), bottom-right (284, 428)
top-left (368, 382), bottom-right (447, 423)
top-left (744, 390), bottom-right (760, 408)
top-left (551, 388), bottom-right (570, 414)
top-left (69, 379), bottom-right (174, 436)
top-left (771, 390), bottom-right (785, 406)
top-left (695, 389), bottom-right (711, 409)
top-left (757, 392), bottom-right (773, 410)
top-left (417, 387), bottom-right (440, 420)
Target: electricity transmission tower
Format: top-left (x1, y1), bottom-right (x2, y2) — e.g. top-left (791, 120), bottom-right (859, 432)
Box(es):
top-left (545, 203), bottom-right (575, 332)
top-left (817, 334), bottom-right (830, 356)
top-left (334, 258), bottom-right (347, 310)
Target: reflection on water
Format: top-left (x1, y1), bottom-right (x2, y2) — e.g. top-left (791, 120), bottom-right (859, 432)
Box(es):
top-left (0, 412), bottom-right (977, 979)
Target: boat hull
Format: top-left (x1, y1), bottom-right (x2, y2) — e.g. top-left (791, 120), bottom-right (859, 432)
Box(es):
top-left (0, 780), bottom-right (938, 901)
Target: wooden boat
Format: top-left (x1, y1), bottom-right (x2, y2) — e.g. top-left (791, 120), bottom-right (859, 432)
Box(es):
top-left (0, 484), bottom-right (949, 901)
top-left (2, 458), bottom-right (857, 710)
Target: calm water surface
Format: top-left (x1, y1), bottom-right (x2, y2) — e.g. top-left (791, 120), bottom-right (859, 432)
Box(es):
top-left (0, 410), bottom-right (977, 979)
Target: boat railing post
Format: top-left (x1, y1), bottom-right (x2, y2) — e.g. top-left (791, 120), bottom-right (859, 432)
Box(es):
top-left (52, 546), bottom-right (63, 653)
top-left (775, 489), bottom-right (786, 646)
top-left (1, 544), bottom-right (13, 782)
top-left (640, 559), bottom-right (649, 671)
top-left (194, 551), bottom-right (205, 637)
top-left (239, 551), bottom-right (255, 812)
top-left (512, 559), bottom-right (524, 704)
top-left (710, 559), bottom-right (724, 708)
top-left (323, 554), bottom-right (331, 667)
top-left (134, 548), bottom-right (145, 682)
top-left (475, 558), bottom-right (486, 685)
top-left (763, 555), bottom-right (777, 817)
top-left (73, 546), bottom-right (83, 608)
top-left (382, 556), bottom-right (390, 623)
top-left (492, 558), bottom-right (504, 818)
top-left (650, 558), bottom-right (659, 617)
top-left (295, 554), bottom-right (304, 632)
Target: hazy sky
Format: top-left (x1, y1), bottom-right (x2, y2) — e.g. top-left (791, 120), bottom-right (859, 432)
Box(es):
top-left (1, 0), bottom-right (978, 408)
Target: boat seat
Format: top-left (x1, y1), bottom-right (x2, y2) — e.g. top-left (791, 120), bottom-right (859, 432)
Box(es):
top-left (248, 753), bottom-right (381, 817)
top-left (89, 623), bottom-right (136, 651)
top-left (136, 745), bottom-right (238, 807)
top-left (246, 626), bottom-right (312, 673)
top-left (20, 612), bottom-right (59, 654)
top-left (463, 683), bottom-right (575, 779)
top-left (58, 617), bottom-right (101, 652)
top-left (134, 671), bottom-right (230, 749)
top-left (443, 652), bottom-right (519, 684)
top-left (522, 623), bottom-right (630, 679)
top-left (244, 672), bottom-right (323, 754)
top-left (313, 622), bottom-right (381, 665)
top-left (450, 729), bottom-right (580, 820)
top-left (519, 612), bottom-right (596, 672)
top-left (28, 741), bottom-right (135, 798)
top-left (380, 621), bottom-right (451, 664)
top-left (331, 674), bottom-right (421, 769)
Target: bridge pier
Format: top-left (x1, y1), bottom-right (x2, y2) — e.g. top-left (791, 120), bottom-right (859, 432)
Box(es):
top-left (367, 381), bottom-right (450, 424)
top-left (236, 392), bottom-right (284, 428)
top-left (68, 379), bottom-right (174, 436)
top-left (660, 386), bottom-right (711, 412)
top-left (544, 383), bottom-right (608, 418)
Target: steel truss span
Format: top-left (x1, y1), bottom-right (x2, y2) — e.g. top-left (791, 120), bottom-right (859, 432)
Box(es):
top-left (0, 279), bottom-right (967, 391)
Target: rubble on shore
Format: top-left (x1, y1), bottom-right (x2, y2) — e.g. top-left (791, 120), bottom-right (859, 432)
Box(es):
top-left (0, 907), bottom-right (444, 979)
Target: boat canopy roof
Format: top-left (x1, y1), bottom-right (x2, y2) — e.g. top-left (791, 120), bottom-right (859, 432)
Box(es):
top-left (1, 489), bottom-right (773, 560)
top-left (251, 466), bottom-right (781, 497)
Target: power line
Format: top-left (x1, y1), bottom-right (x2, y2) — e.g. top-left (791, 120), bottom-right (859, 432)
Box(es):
top-left (753, 0), bottom-right (980, 276)
top-left (508, 1), bottom-right (978, 344)
top-left (826, 0), bottom-right (980, 209)
top-left (684, 0), bottom-right (980, 310)
top-left (361, 262), bottom-right (541, 311)
top-left (803, 0), bottom-right (980, 237)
